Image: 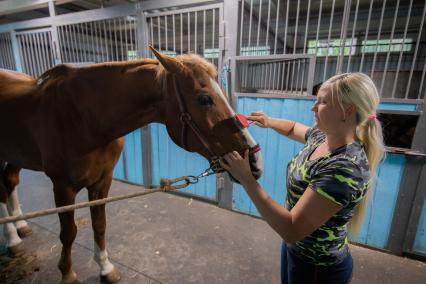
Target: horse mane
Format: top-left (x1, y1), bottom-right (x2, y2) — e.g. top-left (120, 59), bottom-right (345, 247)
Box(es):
top-left (155, 54), bottom-right (218, 93)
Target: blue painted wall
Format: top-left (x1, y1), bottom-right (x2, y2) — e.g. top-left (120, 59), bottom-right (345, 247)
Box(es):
top-left (113, 129), bottom-right (144, 185)
top-left (348, 153), bottom-right (406, 248)
top-left (150, 123), bottom-right (217, 201)
top-left (233, 97), bottom-right (315, 216)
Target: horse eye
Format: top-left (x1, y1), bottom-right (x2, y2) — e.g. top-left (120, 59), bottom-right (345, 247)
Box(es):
top-left (197, 94), bottom-right (214, 106)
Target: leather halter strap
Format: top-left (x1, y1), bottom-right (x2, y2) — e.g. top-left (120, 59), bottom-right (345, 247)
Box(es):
top-left (172, 76), bottom-right (217, 158)
top-left (172, 75), bottom-right (260, 160)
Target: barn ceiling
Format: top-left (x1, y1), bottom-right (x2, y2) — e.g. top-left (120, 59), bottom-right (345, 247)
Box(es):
top-left (0, 0), bottom-right (138, 25)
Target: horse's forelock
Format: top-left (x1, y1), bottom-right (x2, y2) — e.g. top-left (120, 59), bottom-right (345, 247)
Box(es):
top-left (155, 54), bottom-right (218, 93)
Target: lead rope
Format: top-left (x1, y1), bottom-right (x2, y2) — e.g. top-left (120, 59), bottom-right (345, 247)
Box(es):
top-left (0, 167), bottom-right (218, 225)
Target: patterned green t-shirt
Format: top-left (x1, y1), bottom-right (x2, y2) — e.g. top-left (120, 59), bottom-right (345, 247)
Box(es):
top-left (286, 127), bottom-right (370, 266)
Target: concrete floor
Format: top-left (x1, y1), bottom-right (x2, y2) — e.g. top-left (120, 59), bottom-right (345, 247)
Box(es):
top-left (1, 170), bottom-right (425, 284)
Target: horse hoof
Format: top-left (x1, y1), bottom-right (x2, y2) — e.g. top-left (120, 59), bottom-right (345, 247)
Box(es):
top-left (61, 271), bottom-right (79, 284)
top-left (17, 225), bottom-right (33, 238)
top-left (100, 268), bottom-right (121, 284)
top-left (7, 242), bottom-right (25, 257)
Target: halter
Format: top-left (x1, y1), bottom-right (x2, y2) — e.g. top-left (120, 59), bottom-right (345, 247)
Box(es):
top-left (172, 75), bottom-right (260, 173)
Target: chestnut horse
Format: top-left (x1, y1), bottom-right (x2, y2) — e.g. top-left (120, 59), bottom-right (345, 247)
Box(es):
top-left (0, 47), bottom-right (262, 283)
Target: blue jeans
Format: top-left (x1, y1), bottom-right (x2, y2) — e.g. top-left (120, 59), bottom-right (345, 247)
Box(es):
top-left (281, 242), bottom-right (353, 284)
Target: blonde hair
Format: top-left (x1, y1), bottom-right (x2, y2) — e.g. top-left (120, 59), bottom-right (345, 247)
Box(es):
top-left (324, 72), bottom-right (385, 233)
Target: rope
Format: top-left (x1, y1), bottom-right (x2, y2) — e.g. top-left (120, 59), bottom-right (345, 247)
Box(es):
top-left (0, 176), bottom-right (191, 225)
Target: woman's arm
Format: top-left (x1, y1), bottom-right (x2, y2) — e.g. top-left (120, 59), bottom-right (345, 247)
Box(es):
top-left (220, 151), bottom-right (342, 243)
top-left (248, 111), bottom-right (309, 143)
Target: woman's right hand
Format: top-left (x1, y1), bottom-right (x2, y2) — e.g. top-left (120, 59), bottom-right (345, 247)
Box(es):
top-left (247, 111), bottom-right (270, 128)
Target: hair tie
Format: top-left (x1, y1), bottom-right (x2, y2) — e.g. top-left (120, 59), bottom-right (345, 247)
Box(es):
top-left (369, 114), bottom-right (377, 121)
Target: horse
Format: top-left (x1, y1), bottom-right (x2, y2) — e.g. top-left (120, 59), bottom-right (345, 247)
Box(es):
top-left (0, 46), bottom-right (263, 283)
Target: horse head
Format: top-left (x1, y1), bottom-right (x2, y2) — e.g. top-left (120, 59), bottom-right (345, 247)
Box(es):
top-left (150, 47), bottom-right (262, 182)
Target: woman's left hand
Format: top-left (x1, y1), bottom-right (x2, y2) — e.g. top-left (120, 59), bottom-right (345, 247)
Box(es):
top-left (219, 149), bottom-right (254, 185)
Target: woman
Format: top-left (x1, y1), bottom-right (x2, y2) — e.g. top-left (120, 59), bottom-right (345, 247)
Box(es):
top-left (220, 73), bottom-right (385, 284)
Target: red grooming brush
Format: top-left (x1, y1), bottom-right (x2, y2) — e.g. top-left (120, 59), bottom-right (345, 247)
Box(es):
top-left (236, 113), bottom-right (254, 128)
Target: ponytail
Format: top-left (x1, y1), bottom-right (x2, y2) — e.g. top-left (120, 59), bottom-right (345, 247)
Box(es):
top-left (349, 118), bottom-right (385, 233)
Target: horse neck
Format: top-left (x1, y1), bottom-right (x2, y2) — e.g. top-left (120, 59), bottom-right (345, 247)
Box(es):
top-left (66, 61), bottom-right (166, 145)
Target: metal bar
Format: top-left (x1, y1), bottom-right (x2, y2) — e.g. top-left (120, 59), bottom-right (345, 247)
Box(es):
top-left (83, 22), bottom-right (89, 62)
top-left (359, 0), bottom-right (374, 72)
top-left (323, 0), bottom-right (336, 82)
top-left (10, 31), bottom-right (22, 72)
top-left (337, 0), bottom-right (351, 74)
top-left (61, 25), bottom-right (68, 63)
top-left (144, 2), bottom-right (222, 18)
top-left (307, 56), bottom-right (316, 95)
top-left (194, 11), bottom-right (197, 54)
top-left (234, 92), bottom-right (316, 99)
top-left (100, 20), bottom-right (107, 61)
top-left (26, 34), bottom-right (35, 76)
top-left (19, 35), bottom-right (29, 74)
top-left (76, 24), bottom-right (83, 62)
top-left (104, 20), bottom-right (110, 61)
top-left (265, 0), bottom-right (271, 48)
top-left (114, 18), bottom-right (119, 60)
top-left (212, 9), bottom-right (215, 61)
top-left (280, 61), bottom-right (285, 91)
top-left (187, 12), bottom-right (190, 52)
top-left (293, 0), bottom-right (300, 54)
top-left (203, 10), bottom-right (206, 55)
top-left (40, 32), bottom-right (48, 72)
top-left (165, 15), bottom-right (168, 52)
top-left (3, 36), bottom-right (9, 68)
top-left (405, 2), bottom-right (426, 100)
top-left (157, 16), bottom-right (161, 51)
top-left (124, 17), bottom-right (129, 60)
top-left (346, 0), bottom-right (359, 73)
top-left (283, 0), bottom-right (289, 53)
top-left (105, 20), bottom-right (111, 61)
top-left (300, 0), bottom-right (311, 93)
top-left (272, 62), bottom-right (277, 93)
top-left (71, 24), bottom-right (78, 62)
top-left (256, 0), bottom-right (262, 47)
top-left (180, 13), bottom-right (183, 54)
top-left (391, 0), bottom-right (413, 99)
top-left (94, 21), bottom-right (101, 62)
top-left (380, 0), bottom-right (400, 95)
top-left (33, 33), bottom-right (42, 75)
top-left (48, 31), bottom-right (55, 67)
top-left (273, 0), bottom-right (280, 54)
top-left (173, 14), bottom-right (176, 53)
top-left (370, 0), bottom-right (387, 79)
top-left (314, 0), bottom-right (323, 56)
top-left (248, 0), bottom-right (253, 47)
top-left (239, 0), bottom-right (244, 52)
top-left (56, 26), bottom-right (64, 63)
top-left (292, 0), bottom-right (300, 93)
top-left (285, 61), bottom-right (290, 92)
top-left (34, 33), bottom-right (43, 75)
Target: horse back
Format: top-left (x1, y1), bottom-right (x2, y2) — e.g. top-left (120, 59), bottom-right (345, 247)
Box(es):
top-left (0, 69), bottom-right (37, 102)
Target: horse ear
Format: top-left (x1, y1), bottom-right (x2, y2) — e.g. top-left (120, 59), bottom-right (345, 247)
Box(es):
top-left (149, 45), bottom-right (183, 74)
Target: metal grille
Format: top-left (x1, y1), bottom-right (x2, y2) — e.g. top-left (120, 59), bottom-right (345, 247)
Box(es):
top-left (238, 0), bottom-right (426, 101)
top-left (236, 55), bottom-right (315, 96)
top-left (57, 16), bottom-right (138, 64)
top-left (145, 5), bottom-right (222, 68)
top-left (0, 32), bottom-right (16, 70)
top-left (16, 28), bottom-right (55, 78)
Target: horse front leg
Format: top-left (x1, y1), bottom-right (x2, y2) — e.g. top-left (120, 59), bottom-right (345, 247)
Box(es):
top-left (53, 180), bottom-right (78, 284)
top-left (4, 164), bottom-right (33, 238)
top-left (87, 171), bottom-right (121, 284)
top-left (0, 163), bottom-right (24, 257)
